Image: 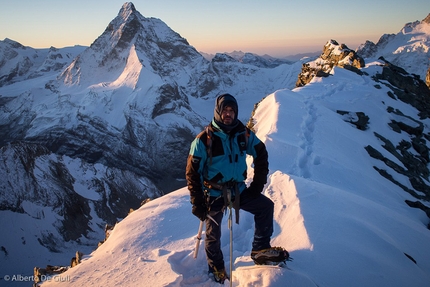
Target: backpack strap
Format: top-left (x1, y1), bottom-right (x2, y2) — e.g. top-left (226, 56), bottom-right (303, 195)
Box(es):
top-left (245, 126), bottom-right (250, 148)
top-left (238, 126), bottom-right (250, 155)
top-left (205, 125), bottom-right (214, 166)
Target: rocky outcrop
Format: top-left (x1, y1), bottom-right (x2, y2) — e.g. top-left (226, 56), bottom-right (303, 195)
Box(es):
top-left (373, 57), bottom-right (430, 119)
top-left (422, 13), bottom-right (430, 24)
top-left (320, 40), bottom-right (365, 69)
top-left (296, 40), bottom-right (365, 87)
top-left (336, 111), bottom-right (369, 130)
top-left (34, 251), bottom-right (83, 285)
top-left (98, 224), bottom-right (116, 247)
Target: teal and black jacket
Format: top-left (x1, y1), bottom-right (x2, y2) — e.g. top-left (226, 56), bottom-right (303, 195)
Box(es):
top-left (186, 119), bottom-right (269, 206)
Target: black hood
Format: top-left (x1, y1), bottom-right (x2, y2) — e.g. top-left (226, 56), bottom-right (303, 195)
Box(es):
top-left (213, 93), bottom-right (239, 132)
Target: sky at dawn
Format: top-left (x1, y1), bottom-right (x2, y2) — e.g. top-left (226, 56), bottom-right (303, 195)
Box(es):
top-left (0, 0), bottom-right (429, 57)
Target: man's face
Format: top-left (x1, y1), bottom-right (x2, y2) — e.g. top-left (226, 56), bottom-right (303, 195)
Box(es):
top-left (221, 106), bottom-right (235, 125)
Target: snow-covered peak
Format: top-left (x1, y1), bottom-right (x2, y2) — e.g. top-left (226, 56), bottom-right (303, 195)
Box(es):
top-left (356, 13), bottom-right (430, 79)
top-left (59, 1), bottom-right (200, 88)
top-left (324, 39), bottom-right (344, 55)
top-left (2, 37), bottom-right (25, 48)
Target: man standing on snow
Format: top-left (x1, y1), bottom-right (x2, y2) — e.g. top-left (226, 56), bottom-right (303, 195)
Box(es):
top-left (186, 93), bottom-right (289, 283)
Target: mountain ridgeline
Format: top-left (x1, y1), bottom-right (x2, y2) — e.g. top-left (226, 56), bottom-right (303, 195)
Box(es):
top-left (0, 2), bottom-right (430, 280)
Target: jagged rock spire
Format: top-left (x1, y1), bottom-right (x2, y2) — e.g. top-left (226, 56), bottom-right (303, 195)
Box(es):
top-left (295, 40), bottom-right (365, 87)
top-left (422, 13), bottom-right (430, 24)
top-left (121, 2), bottom-right (136, 14)
top-left (116, 2), bottom-right (138, 28)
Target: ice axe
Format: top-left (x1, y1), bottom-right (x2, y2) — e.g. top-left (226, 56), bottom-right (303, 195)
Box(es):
top-left (193, 220), bottom-right (204, 259)
top-left (193, 214), bottom-right (218, 259)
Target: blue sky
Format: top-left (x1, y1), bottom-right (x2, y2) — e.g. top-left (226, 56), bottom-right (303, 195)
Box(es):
top-left (1, 0), bottom-right (429, 57)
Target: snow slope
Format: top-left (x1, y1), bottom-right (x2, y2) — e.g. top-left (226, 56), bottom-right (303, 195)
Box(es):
top-left (40, 61), bottom-right (430, 287)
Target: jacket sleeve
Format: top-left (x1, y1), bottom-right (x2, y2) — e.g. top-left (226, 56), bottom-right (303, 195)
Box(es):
top-left (247, 131), bottom-right (269, 185)
top-left (185, 135), bottom-right (207, 206)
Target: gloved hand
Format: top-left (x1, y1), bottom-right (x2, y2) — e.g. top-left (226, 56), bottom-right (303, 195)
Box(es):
top-left (243, 182), bottom-right (264, 199)
top-left (192, 203), bottom-right (207, 221)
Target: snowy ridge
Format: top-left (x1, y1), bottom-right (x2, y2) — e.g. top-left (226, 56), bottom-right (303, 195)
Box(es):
top-left (41, 62), bottom-right (430, 287)
top-left (0, 38), bottom-right (85, 87)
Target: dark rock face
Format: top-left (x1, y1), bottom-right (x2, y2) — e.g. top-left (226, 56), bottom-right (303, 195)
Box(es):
top-left (373, 57), bottom-right (430, 119)
top-left (363, 59), bottom-right (430, 227)
top-left (336, 111), bottom-right (369, 131)
top-left (0, 141), bottom-right (161, 250)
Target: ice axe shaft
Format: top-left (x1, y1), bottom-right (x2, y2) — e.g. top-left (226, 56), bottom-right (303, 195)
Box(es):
top-left (228, 196), bottom-right (233, 287)
top-left (193, 220), bottom-right (204, 259)
top-left (193, 215), bottom-right (218, 259)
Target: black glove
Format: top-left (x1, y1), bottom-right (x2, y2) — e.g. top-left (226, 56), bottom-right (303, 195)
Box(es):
top-left (192, 203), bottom-right (207, 221)
top-left (243, 182), bottom-right (264, 199)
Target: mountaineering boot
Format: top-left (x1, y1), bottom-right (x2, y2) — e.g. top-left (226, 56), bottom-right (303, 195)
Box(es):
top-left (251, 247), bottom-right (290, 265)
top-left (208, 266), bottom-right (229, 284)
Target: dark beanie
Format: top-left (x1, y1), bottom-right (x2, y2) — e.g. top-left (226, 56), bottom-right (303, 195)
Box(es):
top-left (213, 93), bottom-right (239, 130)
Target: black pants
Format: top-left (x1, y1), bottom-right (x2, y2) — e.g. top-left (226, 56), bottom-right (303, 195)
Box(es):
top-left (205, 192), bottom-right (274, 271)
